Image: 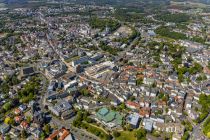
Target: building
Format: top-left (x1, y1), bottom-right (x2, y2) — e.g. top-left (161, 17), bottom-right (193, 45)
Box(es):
top-left (61, 110), bottom-right (75, 120)
top-left (127, 113), bottom-right (140, 129)
top-left (46, 128), bottom-right (70, 140)
top-left (46, 60), bottom-right (67, 79)
top-left (143, 118), bottom-right (153, 132)
top-left (0, 123), bottom-right (10, 134)
top-left (153, 122), bottom-right (184, 136)
top-left (20, 66), bottom-right (36, 79)
top-left (85, 61), bottom-right (115, 79)
top-left (96, 107), bottom-right (123, 128)
top-left (48, 100), bottom-right (72, 116)
top-left (125, 101), bottom-right (140, 110)
top-left (71, 56), bottom-right (90, 67)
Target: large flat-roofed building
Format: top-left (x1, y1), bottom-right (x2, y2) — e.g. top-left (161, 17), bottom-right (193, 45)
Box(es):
top-left (85, 61), bottom-right (115, 79)
top-left (71, 56), bottom-right (90, 67)
top-left (46, 60), bottom-right (67, 79)
top-left (19, 66), bottom-right (37, 79)
top-left (127, 113), bottom-right (140, 129)
top-left (48, 100), bottom-right (72, 116)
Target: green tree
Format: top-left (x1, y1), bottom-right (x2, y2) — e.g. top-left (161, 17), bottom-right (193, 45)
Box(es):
top-left (3, 102), bottom-right (12, 111)
top-left (136, 128), bottom-right (147, 140)
top-left (21, 130), bottom-right (27, 138)
top-left (208, 61), bottom-right (210, 69)
top-left (113, 131), bottom-right (121, 137)
top-left (43, 124), bottom-right (51, 135)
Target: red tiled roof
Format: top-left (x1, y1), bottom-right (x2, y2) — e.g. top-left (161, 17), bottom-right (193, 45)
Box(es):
top-left (126, 101), bottom-right (140, 108)
top-left (46, 128), bottom-right (70, 140)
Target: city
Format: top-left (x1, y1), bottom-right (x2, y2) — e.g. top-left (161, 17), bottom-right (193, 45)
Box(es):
top-left (0, 0), bottom-right (210, 140)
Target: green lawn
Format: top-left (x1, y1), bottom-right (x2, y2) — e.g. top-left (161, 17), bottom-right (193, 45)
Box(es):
top-left (116, 131), bottom-right (136, 140)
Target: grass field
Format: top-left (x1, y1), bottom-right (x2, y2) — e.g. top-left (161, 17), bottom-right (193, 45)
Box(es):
top-left (115, 131), bottom-right (137, 140)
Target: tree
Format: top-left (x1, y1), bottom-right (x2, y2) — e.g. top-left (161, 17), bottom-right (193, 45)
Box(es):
top-left (3, 102), bottom-right (12, 111)
top-left (155, 13), bottom-right (190, 23)
top-left (4, 117), bottom-right (11, 124)
top-left (136, 128), bottom-right (147, 140)
top-left (136, 78), bottom-right (143, 86)
top-left (40, 132), bottom-right (46, 140)
top-left (0, 82), bottom-right (9, 94)
top-left (5, 135), bottom-right (11, 140)
top-left (181, 131), bottom-right (189, 140)
top-left (21, 130), bottom-right (27, 138)
top-left (208, 61), bottom-right (210, 69)
top-left (113, 131), bottom-right (121, 137)
top-left (207, 132), bottom-right (210, 139)
top-left (43, 124), bottom-right (51, 135)
top-left (155, 26), bottom-right (187, 40)
top-left (26, 116), bottom-right (32, 123)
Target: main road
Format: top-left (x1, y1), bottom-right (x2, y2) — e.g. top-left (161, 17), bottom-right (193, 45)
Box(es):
top-left (190, 113), bottom-right (210, 140)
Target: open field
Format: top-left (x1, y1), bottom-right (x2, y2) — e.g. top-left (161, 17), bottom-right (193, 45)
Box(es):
top-left (115, 131), bottom-right (137, 140)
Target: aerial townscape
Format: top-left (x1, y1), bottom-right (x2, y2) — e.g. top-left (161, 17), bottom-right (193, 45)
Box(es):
top-left (0, 0), bottom-right (210, 140)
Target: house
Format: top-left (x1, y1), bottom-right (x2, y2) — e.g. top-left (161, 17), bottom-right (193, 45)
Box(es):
top-left (31, 128), bottom-right (42, 138)
top-left (143, 118), bottom-right (153, 132)
top-left (14, 116), bottom-right (23, 124)
top-left (14, 108), bottom-right (21, 115)
top-left (150, 88), bottom-right (158, 97)
top-left (143, 77), bottom-right (155, 85)
top-left (110, 99), bottom-right (121, 106)
top-left (0, 123), bottom-right (10, 134)
top-left (19, 104), bottom-right (27, 112)
top-left (126, 101), bottom-right (140, 110)
top-left (127, 113), bottom-right (140, 129)
top-left (20, 121), bottom-right (29, 129)
top-left (153, 122), bottom-right (184, 136)
top-left (139, 107), bottom-right (151, 118)
top-left (46, 128), bottom-right (70, 140)
top-left (188, 109), bottom-right (199, 120)
top-left (9, 128), bottom-right (20, 137)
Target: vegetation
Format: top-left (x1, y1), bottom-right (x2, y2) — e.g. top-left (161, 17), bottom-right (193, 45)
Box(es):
top-left (82, 122), bottom-right (112, 140)
top-left (203, 116), bottom-right (210, 138)
top-left (136, 78), bottom-right (143, 86)
top-left (155, 26), bottom-right (187, 40)
top-left (99, 41), bottom-right (122, 55)
top-left (0, 74), bottom-right (20, 94)
top-left (115, 131), bottom-right (137, 140)
top-left (136, 128), bottom-right (147, 140)
top-left (158, 93), bottom-right (169, 102)
top-left (18, 76), bottom-right (41, 103)
top-left (155, 13), bottom-right (190, 23)
top-left (112, 26), bottom-right (140, 44)
top-left (79, 88), bottom-right (90, 96)
top-left (181, 121), bottom-right (193, 132)
top-left (73, 111), bottom-right (111, 139)
top-left (181, 131), bottom-right (189, 140)
top-left (114, 8), bottom-right (153, 23)
top-left (191, 36), bottom-right (206, 44)
top-left (90, 17), bottom-right (120, 32)
top-left (196, 74), bottom-right (207, 82)
top-left (208, 61), bottom-right (210, 69)
top-left (196, 94), bottom-right (210, 123)
top-left (175, 62), bottom-right (203, 82)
